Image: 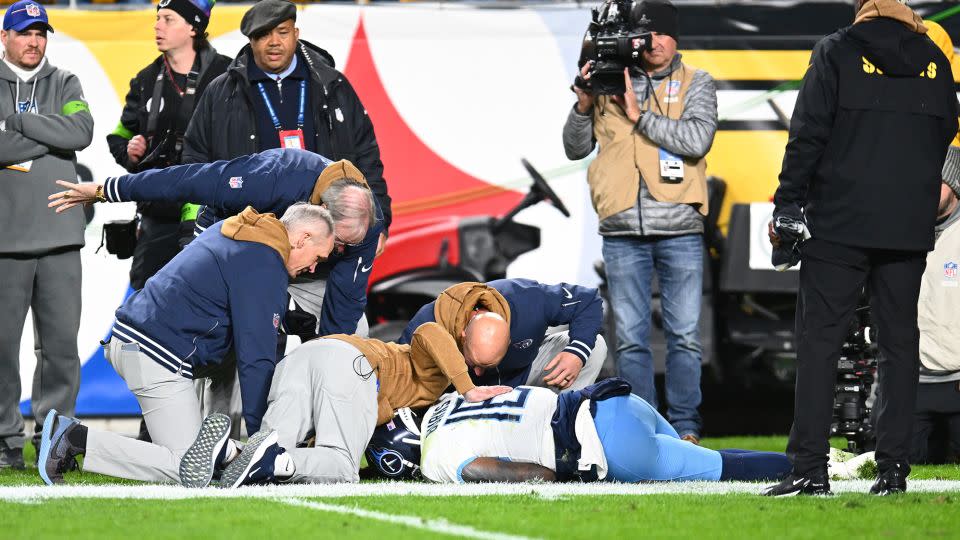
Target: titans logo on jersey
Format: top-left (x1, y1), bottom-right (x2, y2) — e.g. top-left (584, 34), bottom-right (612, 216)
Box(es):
top-left (420, 386), bottom-right (560, 483)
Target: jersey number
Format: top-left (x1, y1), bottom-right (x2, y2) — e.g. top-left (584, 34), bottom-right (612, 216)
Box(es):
top-left (444, 388), bottom-right (532, 426)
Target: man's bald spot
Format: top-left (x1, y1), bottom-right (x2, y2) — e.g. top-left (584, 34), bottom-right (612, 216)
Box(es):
top-left (463, 312), bottom-right (510, 367)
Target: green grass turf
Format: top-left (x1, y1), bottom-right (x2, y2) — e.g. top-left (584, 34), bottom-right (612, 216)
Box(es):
top-left (4, 435), bottom-right (959, 486)
top-left (2, 494), bottom-right (960, 539)
top-left (4, 436), bottom-right (960, 539)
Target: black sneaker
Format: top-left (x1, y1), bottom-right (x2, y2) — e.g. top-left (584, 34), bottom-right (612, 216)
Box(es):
top-left (0, 444), bottom-right (25, 470)
top-left (761, 473), bottom-right (832, 496)
top-left (38, 410), bottom-right (85, 486)
top-left (870, 464), bottom-right (908, 496)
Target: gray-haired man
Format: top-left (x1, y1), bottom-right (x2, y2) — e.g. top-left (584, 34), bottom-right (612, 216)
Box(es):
top-left (38, 203), bottom-right (335, 485)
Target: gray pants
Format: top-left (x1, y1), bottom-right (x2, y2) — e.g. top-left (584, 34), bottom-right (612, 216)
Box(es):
top-left (198, 281), bottom-right (370, 438)
top-left (0, 249), bottom-right (81, 449)
top-left (524, 331), bottom-right (607, 392)
top-left (260, 338), bottom-right (378, 484)
top-left (84, 340), bottom-right (201, 483)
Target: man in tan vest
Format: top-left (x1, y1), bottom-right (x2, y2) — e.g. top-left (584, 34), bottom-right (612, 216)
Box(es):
top-left (562, 0), bottom-right (717, 444)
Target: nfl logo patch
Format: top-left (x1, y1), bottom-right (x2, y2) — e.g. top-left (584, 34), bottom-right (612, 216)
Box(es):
top-left (26, 3), bottom-right (41, 17)
top-left (946, 262), bottom-right (958, 280)
top-left (667, 80), bottom-right (681, 97)
top-left (228, 176), bottom-right (243, 189)
top-left (272, 313), bottom-right (280, 329)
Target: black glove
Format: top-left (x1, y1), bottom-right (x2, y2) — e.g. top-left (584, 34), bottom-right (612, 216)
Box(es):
top-left (771, 211), bottom-right (809, 271)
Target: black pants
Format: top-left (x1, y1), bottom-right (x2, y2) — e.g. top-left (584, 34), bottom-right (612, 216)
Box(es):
top-left (129, 215), bottom-right (181, 291)
top-left (911, 381), bottom-right (960, 464)
top-left (787, 238), bottom-right (925, 476)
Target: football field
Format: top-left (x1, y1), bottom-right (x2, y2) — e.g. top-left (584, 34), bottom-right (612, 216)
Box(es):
top-left (3, 436), bottom-right (960, 539)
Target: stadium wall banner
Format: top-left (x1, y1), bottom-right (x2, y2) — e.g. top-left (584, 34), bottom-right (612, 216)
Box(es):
top-left (18, 2), bottom-right (960, 416)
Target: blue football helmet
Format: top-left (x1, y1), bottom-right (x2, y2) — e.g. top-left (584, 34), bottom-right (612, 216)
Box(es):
top-left (365, 407), bottom-right (422, 480)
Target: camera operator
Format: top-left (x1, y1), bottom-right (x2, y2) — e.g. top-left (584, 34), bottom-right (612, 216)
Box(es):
top-left (562, 0), bottom-right (718, 444)
top-left (764, 0), bottom-right (959, 496)
top-left (912, 142), bottom-right (960, 464)
top-left (105, 0), bottom-right (230, 291)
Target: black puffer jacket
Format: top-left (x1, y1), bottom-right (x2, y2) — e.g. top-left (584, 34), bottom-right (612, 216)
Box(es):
top-left (182, 40), bottom-right (392, 230)
top-left (107, 47), bottom-right (231, 220)
top-left (774, 16), bottom-right (958, 251)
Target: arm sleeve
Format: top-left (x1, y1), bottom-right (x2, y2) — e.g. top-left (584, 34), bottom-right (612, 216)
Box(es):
top-left (410, 322), bottom-right (475, 395)
top-left (773, 40), bottom-right (839, 215)
top-left (316, 222), bottom-right (382, 335)
top-left (106, 76), bottom-right (142, 172)
top-left (540, 282), bottom-right (603, 364)
top-left (5, 73), bottom-right (93, 152)
top-left (397, 302), bottom-right (437, 345)
top-left (228, 253), bottom-right (287, 435)
top-left (563, 104), bottom-right (597, 160)
top-left (0, 131), bottom-right (49, 165)
top-left (102, 154), bottom-right (279, 212)
top-left (637, 70), bottom-right (718, 159)
top-left (181, 83), bottom-right (215, 164)
top-left (338, 76), bottom-right (392, 231)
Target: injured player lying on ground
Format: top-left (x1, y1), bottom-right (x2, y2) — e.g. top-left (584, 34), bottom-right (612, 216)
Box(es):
top-left (364, 379), bottom-right (876, 484)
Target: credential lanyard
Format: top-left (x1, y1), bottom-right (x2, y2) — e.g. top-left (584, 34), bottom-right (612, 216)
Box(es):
top-left (256, 79), bottom-right (306, 131)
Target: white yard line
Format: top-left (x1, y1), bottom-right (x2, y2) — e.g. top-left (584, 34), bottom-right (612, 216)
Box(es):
top-left (2, 480), bottom-right (960, 501)
top-left (276, 497), bottom-right (539, 540)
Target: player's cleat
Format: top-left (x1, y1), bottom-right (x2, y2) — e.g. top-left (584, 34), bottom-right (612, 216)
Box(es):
top-left (870, 464), bottom-right (908, 496)
top-left (180, 413), bottom-right (232, 488)
top-left (38, 410), bottom-right (84, 486)
top-left (760, 473), bottom-right (832, 496)
top-left (219, 430), bottom-right (283, 488)
top-left (828, 449), bottom-right (876, 480)
top-left (0, 443), bottom-right (24, 470)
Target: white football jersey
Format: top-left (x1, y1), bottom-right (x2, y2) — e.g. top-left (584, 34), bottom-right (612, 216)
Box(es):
top-left (420, 386), bottom-right (558, 483)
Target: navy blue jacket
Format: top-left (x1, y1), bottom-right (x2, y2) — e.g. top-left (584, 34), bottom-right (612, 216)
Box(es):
top-left (110, 221), bottom-right (288, 434)
top-left (398, 279), bottom-right (603, 387)
top-left (103, 148), bottom-right (384, 335)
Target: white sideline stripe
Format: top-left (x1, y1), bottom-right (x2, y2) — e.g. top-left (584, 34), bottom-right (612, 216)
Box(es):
top-left (277, 497), bottom-right (538, 540)
top-left (3, 480), bottom-right (960, 501)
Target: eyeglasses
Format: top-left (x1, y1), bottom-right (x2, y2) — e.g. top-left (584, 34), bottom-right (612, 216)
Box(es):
top-left (334, 234), bottom-right (362, 250)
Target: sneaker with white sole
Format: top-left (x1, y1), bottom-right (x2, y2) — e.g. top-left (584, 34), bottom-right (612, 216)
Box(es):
top-left (761, 473), bottom-right (832, 496)
top-left (180, 413), bottom-right (232, 488)
top-left (218, 430), bottom-right (284, 488)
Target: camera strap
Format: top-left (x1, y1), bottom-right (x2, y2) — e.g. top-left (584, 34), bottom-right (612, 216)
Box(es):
top-left (142, 54), bottom-right (202, 166)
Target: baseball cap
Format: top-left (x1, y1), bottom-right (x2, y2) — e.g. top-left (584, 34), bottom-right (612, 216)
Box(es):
top-left (3, 1), bottom-right (54, 33)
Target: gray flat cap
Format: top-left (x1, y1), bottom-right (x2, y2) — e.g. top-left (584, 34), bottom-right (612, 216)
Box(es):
top-left (240, 0), bottom-right (296, 38)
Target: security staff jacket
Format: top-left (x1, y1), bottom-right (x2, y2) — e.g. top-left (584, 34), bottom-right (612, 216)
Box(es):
top-left (182, 40), bottom-right (392, 232)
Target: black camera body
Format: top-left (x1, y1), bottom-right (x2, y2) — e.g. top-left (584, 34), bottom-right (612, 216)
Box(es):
top-left (580, 0), bottom-right (652, 95)
top-left (831, 297), bottom-right (878, 454)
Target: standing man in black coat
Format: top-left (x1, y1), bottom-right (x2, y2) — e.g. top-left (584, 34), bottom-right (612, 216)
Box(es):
top-left (764, 0), bottom-right (959, 497)
top-left (106, 0), bottom-right (231, 290)
top-left (183, 0), bottom-right (392, 254)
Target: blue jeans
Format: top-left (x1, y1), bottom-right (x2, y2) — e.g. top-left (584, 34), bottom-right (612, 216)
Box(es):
top-left (602, 234), bottom-right (703, 437)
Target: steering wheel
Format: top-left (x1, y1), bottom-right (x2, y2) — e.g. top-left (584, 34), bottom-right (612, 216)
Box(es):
top-left (521, 158), bottom-right (571, 218)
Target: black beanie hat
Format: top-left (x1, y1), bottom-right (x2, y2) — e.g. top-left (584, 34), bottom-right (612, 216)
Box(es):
top-left (631, 0), bottom-right (679, 42)
top-left (157, 0), bottom-right (211, 33)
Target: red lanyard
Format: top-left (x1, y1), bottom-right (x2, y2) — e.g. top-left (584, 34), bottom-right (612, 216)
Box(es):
top-left (162, 55), bottom-right (185, 97)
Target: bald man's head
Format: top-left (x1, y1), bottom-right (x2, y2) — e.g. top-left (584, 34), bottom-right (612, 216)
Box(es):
top-left (461, 311), bottom-right (510, 376)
